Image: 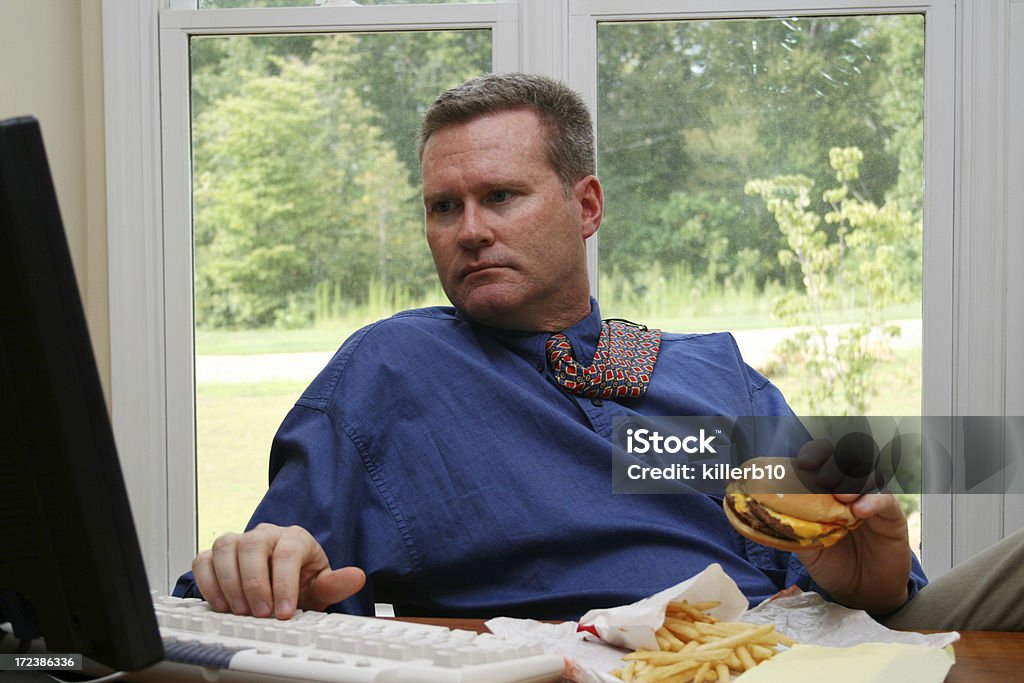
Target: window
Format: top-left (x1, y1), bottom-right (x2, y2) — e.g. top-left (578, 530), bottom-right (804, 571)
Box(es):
top-left (596, 15), bottom-right (924, 412)
top-left (593, 14), bottom-right (925, 552)
top-left (151, 2), bottom-right (514, 580)
top-left (106, 0), bottom-right (991, 592)
top-left (189, 29), bottom-right (490, 551)
top-left (568, 1), bottom-right (952, 571)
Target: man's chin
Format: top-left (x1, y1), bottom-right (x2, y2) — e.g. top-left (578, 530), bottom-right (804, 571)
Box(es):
top-left (448, 280), bottom-right (586, 331)
top-left (458, 303), bottom-right (522, 329)
top-left (452, 289), bottom-right (530, 329)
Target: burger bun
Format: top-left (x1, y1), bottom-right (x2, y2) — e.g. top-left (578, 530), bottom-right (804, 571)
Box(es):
top-left (723, 457), bottom-right (862, 552)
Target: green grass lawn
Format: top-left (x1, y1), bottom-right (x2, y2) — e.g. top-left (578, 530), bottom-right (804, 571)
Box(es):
top-left (197, 324), bottom-right (363, 356)
top-left (767, 346), bottom-right (922, 417)
top-left (196, 379), bottom-right (308, 551)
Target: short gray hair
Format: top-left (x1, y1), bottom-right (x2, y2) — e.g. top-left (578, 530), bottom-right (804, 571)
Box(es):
top-left (419, 73), bottom-right (595, 190)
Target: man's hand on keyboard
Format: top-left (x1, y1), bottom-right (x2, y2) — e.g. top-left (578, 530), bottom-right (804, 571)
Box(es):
top-left (192, 523), bottom-right (366, 620)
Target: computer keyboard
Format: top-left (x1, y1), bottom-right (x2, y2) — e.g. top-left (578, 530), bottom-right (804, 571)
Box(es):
top-left (144, 595), bottom-right (565, 682)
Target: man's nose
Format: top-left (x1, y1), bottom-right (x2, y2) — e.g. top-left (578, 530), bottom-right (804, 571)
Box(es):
top-left (456, 203), bottom-right (495, 249)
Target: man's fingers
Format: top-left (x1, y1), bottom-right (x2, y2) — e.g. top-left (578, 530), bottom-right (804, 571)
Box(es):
top-left (797, 438), bottom-right (884, 495)
top-left (850, 492), bottom-right (903, 520)
top-left (197, 524), bottom-right (352, 620)
top-left (210, 533), bottom-right (250, 615)
top-left (840, 493), bottom-right (909, 544)
top-left (269, 526), bottom-right (331, 619)
top-left (833, 492), bottom-right (862, 504)
top-left (237, 528), bottom-right (277, 617)
top-left (796, 438), bottom-right (834, 470)
top-left (191, 549), bottom-right (230, 613)
top-left (308, 566), bottom-right (367, 612)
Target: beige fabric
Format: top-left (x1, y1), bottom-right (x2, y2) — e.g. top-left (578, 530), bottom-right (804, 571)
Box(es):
top-left (881, 526), bottom-right (1024, 631)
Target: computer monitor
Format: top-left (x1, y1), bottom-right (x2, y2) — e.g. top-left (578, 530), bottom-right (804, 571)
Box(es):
top-left (0, 116), bottom-right (164, 671)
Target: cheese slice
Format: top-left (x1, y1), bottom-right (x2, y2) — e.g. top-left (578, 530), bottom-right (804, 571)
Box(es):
top-left (728, 494), bottom-right (841, 545)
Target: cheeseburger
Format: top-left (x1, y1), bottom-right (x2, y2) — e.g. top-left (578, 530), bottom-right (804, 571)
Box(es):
top-left (723, 457), bottom-right (861, 552)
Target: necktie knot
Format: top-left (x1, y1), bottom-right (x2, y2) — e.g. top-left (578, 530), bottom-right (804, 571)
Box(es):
top-left (546, 320), bottom-right (661, 399)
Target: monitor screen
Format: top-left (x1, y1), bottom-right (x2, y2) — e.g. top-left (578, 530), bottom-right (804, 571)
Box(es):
top-left (0, 116), bottom-right (164, 671)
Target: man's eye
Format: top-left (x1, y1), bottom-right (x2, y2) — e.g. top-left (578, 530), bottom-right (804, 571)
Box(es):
top-left (490, 190), bottom-right (513, 203)
top-left (431, 200), bottom-right (456, 214)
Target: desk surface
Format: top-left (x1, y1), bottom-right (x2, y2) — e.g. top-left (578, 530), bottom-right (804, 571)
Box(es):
top-left (943, 631), bottom-right (1024, 682)
top-left (399, 618), bottom-right (1024, 682)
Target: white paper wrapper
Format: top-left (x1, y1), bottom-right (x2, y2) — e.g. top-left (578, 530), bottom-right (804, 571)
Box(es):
top-left (485, 565), bottom-right (959, 683)
top-left (743, 591), bottom-right (959, 649)
top-left (574, 563), bottom-right (749, 651)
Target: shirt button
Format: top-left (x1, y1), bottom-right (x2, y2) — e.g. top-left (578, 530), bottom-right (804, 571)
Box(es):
top-left (591, 398), bottom-right (604, 407)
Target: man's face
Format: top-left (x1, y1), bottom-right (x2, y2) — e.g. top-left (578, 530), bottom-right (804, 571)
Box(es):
top-left (421, 108), bottom-right (602, 331)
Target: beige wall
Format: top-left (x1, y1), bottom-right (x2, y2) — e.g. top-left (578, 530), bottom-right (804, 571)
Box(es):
top-left (0, 0), bottom-right (109, 403)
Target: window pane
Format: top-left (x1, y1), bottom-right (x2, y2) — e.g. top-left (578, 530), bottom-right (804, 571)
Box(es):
top-left (190, 30), bottom-right (490, 552)
top-left (597, 16), bottom-right (924, 553)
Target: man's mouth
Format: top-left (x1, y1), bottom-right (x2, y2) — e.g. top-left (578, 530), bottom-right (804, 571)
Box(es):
top-left (461, 262), bottom-right (507, 279)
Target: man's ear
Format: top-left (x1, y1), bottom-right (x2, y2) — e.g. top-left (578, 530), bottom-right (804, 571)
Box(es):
top-left (574, 175), bottom-right (603, 239)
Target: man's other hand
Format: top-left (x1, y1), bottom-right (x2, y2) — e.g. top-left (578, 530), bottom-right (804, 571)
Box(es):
top-left (795, 492), bottom-right (911, 615)
top-left (793, 438), bottom-right (912, 614)
top-left (192, 523), bottom-right (366, 619)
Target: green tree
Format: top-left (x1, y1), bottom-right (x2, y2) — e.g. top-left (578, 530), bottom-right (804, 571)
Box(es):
top-left (312, 30), bottom-right (490, 176)
top-left (191, 34), bottom-right (317, 122)
top-left (190, 29), bottom-right (490, 329)
top-left (873, 15), bottom-right (925, 219)
top-left (745, 147), bottom-right (920, 414)
top-left (193, 57), bottom-right (330, 327)
top-left (596, 15), bottom-right (922, 300)
top-left (192, 55), bottom-right (425, 328)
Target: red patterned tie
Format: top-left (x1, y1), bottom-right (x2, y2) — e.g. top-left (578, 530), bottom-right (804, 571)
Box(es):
top-left (546, 320), bottom-right (661, 399)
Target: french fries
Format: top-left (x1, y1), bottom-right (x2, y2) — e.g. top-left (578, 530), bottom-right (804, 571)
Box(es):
top-left (609, 600), bottom-right (796, 683)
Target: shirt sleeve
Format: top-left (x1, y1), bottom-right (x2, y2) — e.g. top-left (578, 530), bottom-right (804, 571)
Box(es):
top-left (746, 364), bottom-right (797, 417)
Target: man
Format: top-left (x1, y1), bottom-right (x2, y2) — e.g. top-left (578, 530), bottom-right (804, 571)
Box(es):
top-left (177, 73), bottom-right (923, 623)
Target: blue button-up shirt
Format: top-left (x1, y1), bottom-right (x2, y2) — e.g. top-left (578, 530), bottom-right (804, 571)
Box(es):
top-left (176, 301), bottom-right (926, 618)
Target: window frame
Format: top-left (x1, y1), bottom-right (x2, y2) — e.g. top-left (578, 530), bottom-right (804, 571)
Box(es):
top-left (108, 0), bottom-right (518, 592)
top-left (103, 0), bottom-right (1020, 593)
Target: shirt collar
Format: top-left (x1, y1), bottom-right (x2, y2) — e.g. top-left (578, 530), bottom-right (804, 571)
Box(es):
top-left (455, 298), bottom-right (603, 365)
